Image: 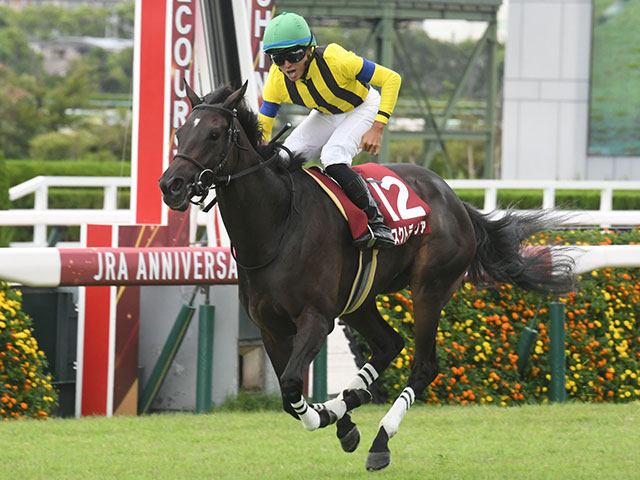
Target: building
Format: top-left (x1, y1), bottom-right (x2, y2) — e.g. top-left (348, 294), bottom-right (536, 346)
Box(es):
top-left (30, 36), bottom-right (133, 76)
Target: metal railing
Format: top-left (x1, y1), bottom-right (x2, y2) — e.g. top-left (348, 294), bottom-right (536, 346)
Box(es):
top-left (448, 179), bottom-right (640, 226)
top-left (2, 176), bottom-right (640, 247)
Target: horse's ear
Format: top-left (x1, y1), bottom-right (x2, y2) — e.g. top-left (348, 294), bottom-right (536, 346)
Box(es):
top-left (184, 80), bottom-right (202, 107)
top-left (222, 80), bottom-right (248, 110)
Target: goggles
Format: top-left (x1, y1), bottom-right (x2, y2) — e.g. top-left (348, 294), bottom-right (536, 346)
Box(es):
top-left (269, 46), bottom-right (308, 66)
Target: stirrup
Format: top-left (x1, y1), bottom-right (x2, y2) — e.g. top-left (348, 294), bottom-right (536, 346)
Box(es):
top-left (353, 226), bottom-right (376, 249)
top-left (373, 230), bottom-right (396, 248)
top-left (353, 225), bottom-right (395, 249)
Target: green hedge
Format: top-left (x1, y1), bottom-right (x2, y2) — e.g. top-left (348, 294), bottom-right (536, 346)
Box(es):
top-left (0, 153), bottom-right (12, 247)
top-left (359, 228), bottom-right (640, 406)
top-left (6, 160), bottom-right (130, 187)
top-left (6, 160), bottom-right (640, 210)
top-left (455, 189), bottom-right (640, 210)
top-left (7, 160), bottom-right (131, 213)
top-left (6, 160), bottom-right (131, 243)
top-left (12, 188), bottom-right (130, 210)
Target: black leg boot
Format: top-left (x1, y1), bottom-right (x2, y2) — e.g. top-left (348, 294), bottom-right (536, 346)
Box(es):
top-left (325, 165), bottom-right (396, 249)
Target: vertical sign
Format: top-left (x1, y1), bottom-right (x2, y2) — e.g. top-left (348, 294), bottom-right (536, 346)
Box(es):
top-left (131, 0), bottom-right (168, 225)
top-left (168, 0), bottom-right (196, 165)
top-left (78, 0), bottom-right (195, 417)
top-left (248, 0), bottom-right (274, 106)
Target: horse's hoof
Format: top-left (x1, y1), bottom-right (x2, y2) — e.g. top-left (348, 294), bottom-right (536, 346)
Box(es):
top-left (338, 424), bottom-right (360, 453)
top-left (318, 407), bottom-right (338, 428)
top-left (366, 451), bottom-right (391, 471)
top-left (342, 388), bottom-right (372, 411)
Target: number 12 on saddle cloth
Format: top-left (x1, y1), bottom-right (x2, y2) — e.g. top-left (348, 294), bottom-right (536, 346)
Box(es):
top-left (306, 163), bottom-right (431, 246)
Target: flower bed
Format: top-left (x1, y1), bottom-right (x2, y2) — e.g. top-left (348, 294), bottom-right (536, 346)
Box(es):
top-left (0, 282), bottom-right (58, 420)
top-left (357, 228), bottom-right (640, 406)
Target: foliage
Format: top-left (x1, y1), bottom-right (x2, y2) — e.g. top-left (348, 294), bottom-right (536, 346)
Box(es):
top-left (358, 228), bottom-right (640, 406)
top-left (215, 389), bottom-right (283, 412)
top-left (0, 20), bottom-right (44, 77)
top-left (6, 159), bottom-right (130, 187)
top-left (41, 65), bottom-right (93, 130)
top-left (0, 152), bottom-right (12, 247)
top-left (0, 4), bottom-right (134, 159)
top-left (13, 4), bottom-right (134, 40)
top-left (0, 65), bottom-right (44, 159)
top-left (0, 282), bottom-right (58, 420)
top-left (81, 46), bottom-right (133, 94)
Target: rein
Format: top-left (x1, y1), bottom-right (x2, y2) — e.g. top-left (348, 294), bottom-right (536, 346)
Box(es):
top-left (172, 103), bottom-right (297, 270)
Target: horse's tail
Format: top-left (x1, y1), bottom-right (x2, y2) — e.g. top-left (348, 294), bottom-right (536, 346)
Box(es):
top-left (463, 203), bottom-right (576, 295)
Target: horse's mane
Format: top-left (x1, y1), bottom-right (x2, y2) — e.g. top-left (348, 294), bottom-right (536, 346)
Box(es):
top-left (202, 84), bottom-right (306, 172)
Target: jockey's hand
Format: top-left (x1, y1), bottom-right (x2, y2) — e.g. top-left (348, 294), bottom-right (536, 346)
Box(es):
top-left (359, 121), bottom-right (386, 156)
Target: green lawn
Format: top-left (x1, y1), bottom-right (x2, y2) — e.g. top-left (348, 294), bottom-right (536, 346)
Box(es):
top-left (3, 402), bottom-right (639, 479)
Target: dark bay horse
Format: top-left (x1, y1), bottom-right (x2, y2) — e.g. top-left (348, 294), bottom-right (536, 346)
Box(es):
top-left (159, 82), bottom-right (575, 471)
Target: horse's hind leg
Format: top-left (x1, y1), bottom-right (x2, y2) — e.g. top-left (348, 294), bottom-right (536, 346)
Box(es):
top-left (366, 273), bottom-right (466, 471)
top-left (317, 301), bottom-right (404, 452)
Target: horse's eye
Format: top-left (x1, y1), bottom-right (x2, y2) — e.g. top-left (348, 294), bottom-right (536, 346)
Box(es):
top-left (211, 130), bottom-right (221, 141)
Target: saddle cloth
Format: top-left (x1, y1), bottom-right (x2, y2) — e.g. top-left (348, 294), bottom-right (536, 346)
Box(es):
top-left (305, 163), bottom-right (431, 246)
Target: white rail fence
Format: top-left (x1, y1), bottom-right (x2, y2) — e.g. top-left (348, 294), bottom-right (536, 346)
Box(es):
top-left (2, 176), bottom-right (640, 247)
top-left (1, 176), bottom-right (219, 247)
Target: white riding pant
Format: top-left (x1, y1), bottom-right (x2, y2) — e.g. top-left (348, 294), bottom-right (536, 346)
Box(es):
top-left (283, 87), bottom-right (381, 168)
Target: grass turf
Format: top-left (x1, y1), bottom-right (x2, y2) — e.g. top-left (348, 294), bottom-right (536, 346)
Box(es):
top-left (2, 402), bottom-right (638, 479)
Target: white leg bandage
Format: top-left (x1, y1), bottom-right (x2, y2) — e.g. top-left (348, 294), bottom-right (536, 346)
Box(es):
top-left (321, 397), bottom-right (347, 419)
top-left (312, 363), bottom-right (379, 422)
top-left (379, 387), bottom-right (415, 438)
top-left (345, 363), bottom-right (379, 392)
top-left (291, 395), bottom-right (320, 431)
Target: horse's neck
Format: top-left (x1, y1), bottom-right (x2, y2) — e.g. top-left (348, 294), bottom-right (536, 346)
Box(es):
top-left (217, 141), bottom-right (292, 254)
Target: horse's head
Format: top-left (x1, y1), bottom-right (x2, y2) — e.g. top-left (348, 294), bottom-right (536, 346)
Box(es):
top-left (159, 81), bottom-right (249, 211)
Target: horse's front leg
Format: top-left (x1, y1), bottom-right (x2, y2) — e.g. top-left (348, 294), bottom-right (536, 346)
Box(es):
top-left (260, 329), bottom-right (298, 419)
top-left (279, 307), bottom-right (339, 431)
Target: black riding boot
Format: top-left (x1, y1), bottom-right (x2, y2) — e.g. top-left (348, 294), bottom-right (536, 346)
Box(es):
top-left (326, 164), bottom-right (396, 249)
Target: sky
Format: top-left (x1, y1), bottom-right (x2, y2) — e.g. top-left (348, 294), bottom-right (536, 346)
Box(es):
top-left (422, 3), bottom-right (508, 43)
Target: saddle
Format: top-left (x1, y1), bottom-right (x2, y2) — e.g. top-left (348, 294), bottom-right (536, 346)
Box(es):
top-left (305, 163), bottom-right (431, 246)
top-left (305, 163), bottom-right (431, 316)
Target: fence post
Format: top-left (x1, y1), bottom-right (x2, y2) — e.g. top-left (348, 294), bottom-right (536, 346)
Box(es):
top-left (549, 301), bottom-right (566, 402)
top-left (312, 342), bottom-right (328, 403)
top-left (138, 299), bottom-right (196, 414)
top-left (196, 288), bottom-right (215, 413)
top-left (515, 326), bottom-right (538, 375)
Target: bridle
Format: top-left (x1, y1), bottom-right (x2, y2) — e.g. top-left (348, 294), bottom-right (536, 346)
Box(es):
top-left (173, 104), bottom-right (245, 211)
top-left (171, 102), bottom-right (297, 270)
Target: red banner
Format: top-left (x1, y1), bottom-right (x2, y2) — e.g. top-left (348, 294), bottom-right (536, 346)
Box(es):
top-left (60, 247), bottom-right (237, 285)
top-left (248, 0), bottom-right (274, 105)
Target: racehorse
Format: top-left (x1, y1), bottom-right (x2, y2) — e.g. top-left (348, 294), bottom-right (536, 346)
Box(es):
top-left (159, 81), bottom-right (575, 471)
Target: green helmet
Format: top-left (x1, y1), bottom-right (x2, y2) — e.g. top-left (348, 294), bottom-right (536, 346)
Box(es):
top-left (263, 12), bottom-right (316, 52)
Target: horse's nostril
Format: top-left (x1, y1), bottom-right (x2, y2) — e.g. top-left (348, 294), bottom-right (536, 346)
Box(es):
top-left (169, 178), bottom-right (184, 193)
top-left (159, 176), bottom-right (185, 196)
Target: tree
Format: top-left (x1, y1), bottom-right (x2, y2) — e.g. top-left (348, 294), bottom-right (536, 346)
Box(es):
top-left (41, 64), bottom-right (93, 130)
top-left (0, 66), bottom-right (43, 159)
top-left (0, 21), bottom-right (43, 78)
top-left (81, 46), bottom-right (133, 94)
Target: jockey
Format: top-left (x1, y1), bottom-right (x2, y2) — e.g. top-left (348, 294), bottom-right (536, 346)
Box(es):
top-left (259, 12), bottom-right (401, 249)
